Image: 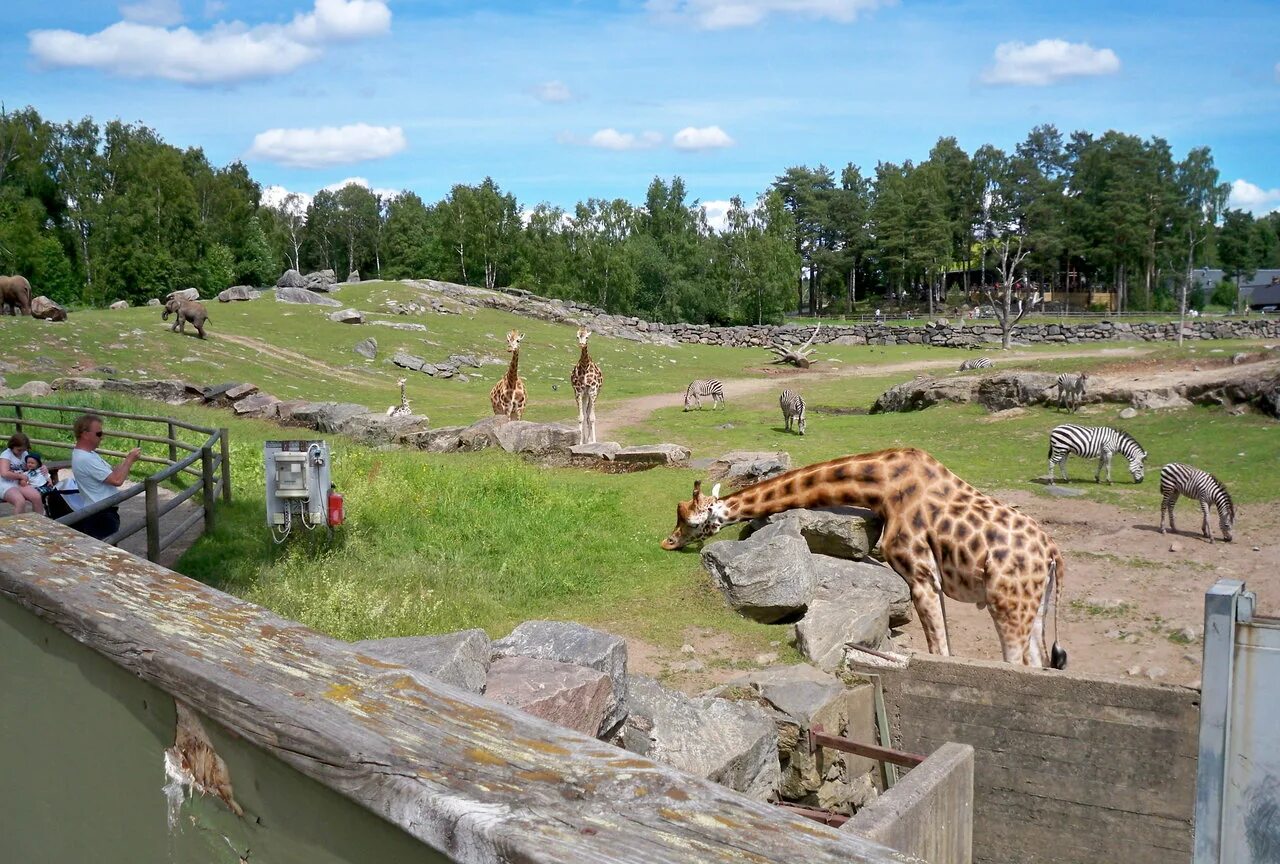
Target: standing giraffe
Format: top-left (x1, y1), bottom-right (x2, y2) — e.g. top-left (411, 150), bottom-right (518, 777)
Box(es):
top-left (569, 327), bottom-right (603, 444)
top-left (490, 330), bottom-right (527, 420)
top-left (660, 448), bottom-right (1067, 669)
top-left (386, 378), bottom-right (412, 417)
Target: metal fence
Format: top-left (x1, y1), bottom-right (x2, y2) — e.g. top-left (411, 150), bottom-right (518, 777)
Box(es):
top-left (0, 400), bottom-right (230, 563)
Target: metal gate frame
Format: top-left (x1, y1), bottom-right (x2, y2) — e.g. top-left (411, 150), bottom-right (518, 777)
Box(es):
top-left (1193, 578), bottom-right (1280, 864)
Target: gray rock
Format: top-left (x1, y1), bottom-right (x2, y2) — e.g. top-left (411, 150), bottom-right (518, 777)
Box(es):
top-left (392, 350), bottom-right (426, 372)
top-left (289, 401), bottom-right (369, 432)
top-left (304, 269), bottom-right (338, 292)
top-left (353, 337), bottom-right (378, 360)
top-left (274, 286), bottom-right (343, 307)
top-left (1130, 388), bottom-right (1192, 410)
top-left (402, 425), bottom-right (466, 452)
top-left (371, 321), bottom-right (429, 332)
top-left (614, 443), bottom-right (692, 465)
top-left (707, 450), bottom-right (792, 486)
top-left (329, 308), bottom-right (364, 324)
top-left (231, 392), bottom-right (281, 417)
top-left (2, 380), bottom-right (52, 398)
top-left (494, 421), bottom-right (580, 454)
top-left (795, 582), bottom-right (891, 672)
top-left (30, 296), bottom-right (67, 321)
top-left (742, 507), bottom-right (882, 562)
top-left (458, 416), bottom-right (510, 450)
top-left (484, 656), bottom-right (613, 738)
top-left (347, 270), bottom-right (361, 283)
top-left (218, 285), bottom-right (259, 302)
top-left (975, 372), bottom-right (1058, 411)
top-left (276, 269), bottom-right (306, 288)
top-left (570, 442), bottom-right (622, 460)
top-left (871, 376), bottom-right (975, 413)
top-left (146, 298), bottom-right (162, 307)
top-left (1231, 352), bottom-right (1248, 365)
top-left (354, 629), bottom-right (491, 694)
top-left (811, 557), bottom-right (911, 627)
top-left (167, 287), bottom-right (200, 302)
top-left (493, 620), bottom-right (629, 735)
top-left (1119, 407), bottom-right (1138, 419)
top-left (622, 675), bottom-right (780, 801)
top-left (343, 412), bottom-right (430, 444)
top-left (108, 300), bottom-right (128, 310)
top-left (225, 382), bottom-right (258, 401)
top-left (701, 520), bottom-right (817, 623)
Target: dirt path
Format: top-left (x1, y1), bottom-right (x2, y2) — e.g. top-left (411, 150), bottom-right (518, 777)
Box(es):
top-left (210, 332), bottom-right (375, 388)
top-left (595, 346), bottom-right (1153, 436)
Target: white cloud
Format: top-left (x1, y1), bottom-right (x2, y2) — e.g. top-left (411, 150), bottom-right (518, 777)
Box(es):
top-left (321, 176), bottom-right (400, 199)
top-left (532, 80), bottom-right (574, 103)
top-left (262, 177), bottom-right (400, 215)
top-left (673, 125), bottom-right (735, 151)
top-left (647, 0), bottom-right (893, 30)
top-left (28, 0), bottom-right (390, 85)
top-left (1228, 179), bottom-right (1280, 215)
top-left (119, 0), bottom-right (184, 26)
top-left (247, 124), bottom-right (407, 168)
top-left (700, 200), bottom-right (733, 232)
top-left (981, 39), bottom-right (1120, 86)
top-left (584, 128), bottom-right (664, 151)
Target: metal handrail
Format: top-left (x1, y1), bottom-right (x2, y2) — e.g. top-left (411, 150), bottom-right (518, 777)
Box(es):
top-left (0, 400), bottom-right (231, 563)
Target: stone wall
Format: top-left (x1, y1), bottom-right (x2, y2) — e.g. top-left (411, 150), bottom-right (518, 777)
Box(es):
top-left (856, 653), bottom-right (1200, 864)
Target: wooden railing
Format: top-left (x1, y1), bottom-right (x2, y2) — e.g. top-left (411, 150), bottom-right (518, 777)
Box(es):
top-left (0, 400), bottom-right (230, 563)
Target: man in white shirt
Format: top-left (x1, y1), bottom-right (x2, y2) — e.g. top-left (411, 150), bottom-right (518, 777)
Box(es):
top-left (70, 413), bottom-right (141, 541)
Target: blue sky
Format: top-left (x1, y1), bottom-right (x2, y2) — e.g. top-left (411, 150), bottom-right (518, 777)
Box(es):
top-left (6, 0), bottom-right (1280, 220)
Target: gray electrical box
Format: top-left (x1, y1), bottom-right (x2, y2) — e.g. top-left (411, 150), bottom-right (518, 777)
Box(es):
top-left (264, 440), bottom-right (331, 538)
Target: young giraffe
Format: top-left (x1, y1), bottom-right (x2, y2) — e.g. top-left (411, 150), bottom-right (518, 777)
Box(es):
top-left (490, 329), bottom-right (527, 420)
top-left (569, 327), bottom-right (603, 445)
top-left (386, 378), bottom-right (412, 417)
top-left (661, 448), bottom-right (1067, 669)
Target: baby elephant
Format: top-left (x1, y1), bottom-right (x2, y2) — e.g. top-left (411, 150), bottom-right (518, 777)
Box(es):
top-left (163, 298), bottom-right (209, 339)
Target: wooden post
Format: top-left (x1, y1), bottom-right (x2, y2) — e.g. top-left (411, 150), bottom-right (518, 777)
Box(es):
top-left (219, 428), bottom-right (231, 503)
top-left (144, 475), bottom-right (160, 563)
top-left (167, 421), bottom-right (178, 466)
top-left (13, 404), bottom-right (22, 435)
top-left (201, 445), bottom-right (215, 533)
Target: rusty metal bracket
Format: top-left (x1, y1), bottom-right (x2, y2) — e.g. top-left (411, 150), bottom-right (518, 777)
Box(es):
top-left (808, 723), bottom-right (926, 769)
top-left (772, 801), bottom-right (850, 828)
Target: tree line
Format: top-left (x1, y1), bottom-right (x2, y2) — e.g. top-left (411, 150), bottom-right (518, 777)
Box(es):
top-left (2, 103), bottom-right (1278, 323)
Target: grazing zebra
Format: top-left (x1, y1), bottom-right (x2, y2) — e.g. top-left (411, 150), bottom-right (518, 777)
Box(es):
top-left (1047, 424), bottom-right (1147, 485)
top-left (1054, 372), bottom-right (1089, 413)
top-left (958, 357), bottom-right (993, 371)
top-left (1159, 463), bottom-right (1235, 543)
top-left (684, 379), bottom-right (725, 411)
top-left (779, 389), bottom-right (806, 435)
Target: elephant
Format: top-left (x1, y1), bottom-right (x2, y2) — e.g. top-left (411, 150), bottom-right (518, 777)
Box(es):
top-left (163, 298), bottom-right (210, 339)
top-left (0, 275), bottom-right (33, 316)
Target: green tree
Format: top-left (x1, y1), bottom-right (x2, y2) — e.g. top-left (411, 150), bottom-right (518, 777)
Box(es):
top-left (381, 192), bottom-right (435, 279)
top-left (773, 165), bottom-right (835, 314)
top-left (1217, 209), bottom-right (1259, 314)
top-left (1173, 147), bottom-right (1228, 339)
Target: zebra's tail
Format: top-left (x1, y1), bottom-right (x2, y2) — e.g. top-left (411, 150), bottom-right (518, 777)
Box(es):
top-left (1049, 551), bottom-right (1067, 670)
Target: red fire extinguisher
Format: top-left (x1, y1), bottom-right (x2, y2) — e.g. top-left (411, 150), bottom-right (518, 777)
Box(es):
top-left (327, 485), bottom-right (344, 527)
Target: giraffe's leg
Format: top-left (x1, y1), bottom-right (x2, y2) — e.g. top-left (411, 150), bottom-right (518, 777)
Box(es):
top-left (587, 394), bottom-right (597, 444)
top-left (888, 546), bottom-right (950, 656)
top-left (988, 603), bottom-right (1031, 665)
top-left (1200, 500), bottom-right (1213, 543)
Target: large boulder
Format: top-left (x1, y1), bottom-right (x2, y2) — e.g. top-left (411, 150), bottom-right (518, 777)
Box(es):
top-left (812, 556), bottom-right (911, 627)
top-left (570, 442), bottom-right (622, 460)
top-left (493, 620), bottom-right (628, 735)
top-left (108, 300), bottom-right (128, 310)
top-left (329, 308), bottom-right (364, 324)
top-left (274, 286), bottom-right (342, 307)
top-left (167, 287), bottom-right (200, 302)
top-left (458, 416), bottom-right (510, 450)
top-left (621, 676), bottom-right (780, 802)
top-left (354, 629), bottom-right (491, 694)
top-left (276, 269), bottom-right (306, 288)
top-left (353, 337), bottom-right (378, 360)
top-left (614, 443), bottom-right (692, 465)
top-left (794, 578), bottom-right (891, 672)
top-left (343, 412), bottom-right (430, 444)
top-left (218, 285), bottom-right (259, 302)
top-left (494, 421), bottom-right (579, 455)
top-left (231, 393), bottom-right (281, 418)
top-left (30, 296), bottom-right (67, 321)
top-left (975, 372), bottom-right (1058, 411)
top-left (347, 270), bottom-right (360, 283)
top-left (700, 520), bottom-right (817, 623)
top-left (870, 376), bottom-right (974, 413)
top-left (707, 450), bottom-right (792, 487)
top-left (403, 425), bottom-right (466, 452)
top-left (741, 507), bottom-right (882, 562)
top-left (287, 401), bottom-right (369, 432)
top-left (304, 269), bottom-right (338, 292)
top-left (392, 350), bottom-right (426, 372)
top-left (1130, 388), bottom-right (1193, 410)
top-left (484, 656), bottom-right (613, 738)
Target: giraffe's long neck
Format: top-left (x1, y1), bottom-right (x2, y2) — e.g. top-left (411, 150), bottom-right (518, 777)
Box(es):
top-left (505, 349), bottom-right (520, 387)
top-left (575, 344), bottom-right (592, 377)
top-left (720, 454), bottom-right (896, 524)
top-left (399, 381), bottom-right (408, 410)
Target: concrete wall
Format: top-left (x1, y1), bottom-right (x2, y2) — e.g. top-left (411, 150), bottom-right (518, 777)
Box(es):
top-left (845, 741), bottom-right (975, 864)
top-left (856, 654), bottom-right (1199, 864)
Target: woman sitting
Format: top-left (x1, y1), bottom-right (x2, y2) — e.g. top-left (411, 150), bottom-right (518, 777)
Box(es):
top-left (1, 432), bottom-right (45, 516)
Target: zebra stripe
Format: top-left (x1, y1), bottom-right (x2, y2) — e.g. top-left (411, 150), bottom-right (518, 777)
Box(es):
top-left (779, 389), bottom-right (806, 435)
top-left (958, 357), bottom-right (993, 371)
top-left (1160, 462), bottom-right (1235, 543)
top-left (1054, 372), bottom-right (1088, 412)
top-left (684, 379), bottom-right (725, 410)
top-left (1047, 424), bottom-right (1147, 485)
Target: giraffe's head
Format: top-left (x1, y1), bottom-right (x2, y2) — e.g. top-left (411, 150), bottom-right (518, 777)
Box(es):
top-left (397, 377), bottom-right (407, 387)
top-left (661, 480), bottom-right (727, 550)
top-left (505, 330), bottom-right (525, 353)
top-left (576, 327), bottom-right (591, 347)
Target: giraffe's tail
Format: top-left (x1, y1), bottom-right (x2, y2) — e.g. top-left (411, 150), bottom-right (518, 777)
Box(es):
top-left (1049, 551), bottom-right (1067, 670)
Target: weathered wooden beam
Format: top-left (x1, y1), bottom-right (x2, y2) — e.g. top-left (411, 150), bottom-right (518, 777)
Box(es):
top-left (0, 516), bottom-right (922, 864)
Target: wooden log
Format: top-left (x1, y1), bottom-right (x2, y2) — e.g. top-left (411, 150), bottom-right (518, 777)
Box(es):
top-left (0, 517), bottom-right (922, 864)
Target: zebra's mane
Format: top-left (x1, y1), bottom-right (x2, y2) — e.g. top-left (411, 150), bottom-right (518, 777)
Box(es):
top-left (1115, 429), bottom-right (1145, 458)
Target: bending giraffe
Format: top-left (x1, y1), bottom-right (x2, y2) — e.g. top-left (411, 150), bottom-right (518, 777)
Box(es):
top-left (570, 327), bottom-right (603, 444)
top-left (660, 448), bottom-right (1067, 669)
top-left (386, 378), bottom-right (412, 418)
top-left (490, 329), bottom-right (527, 420)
